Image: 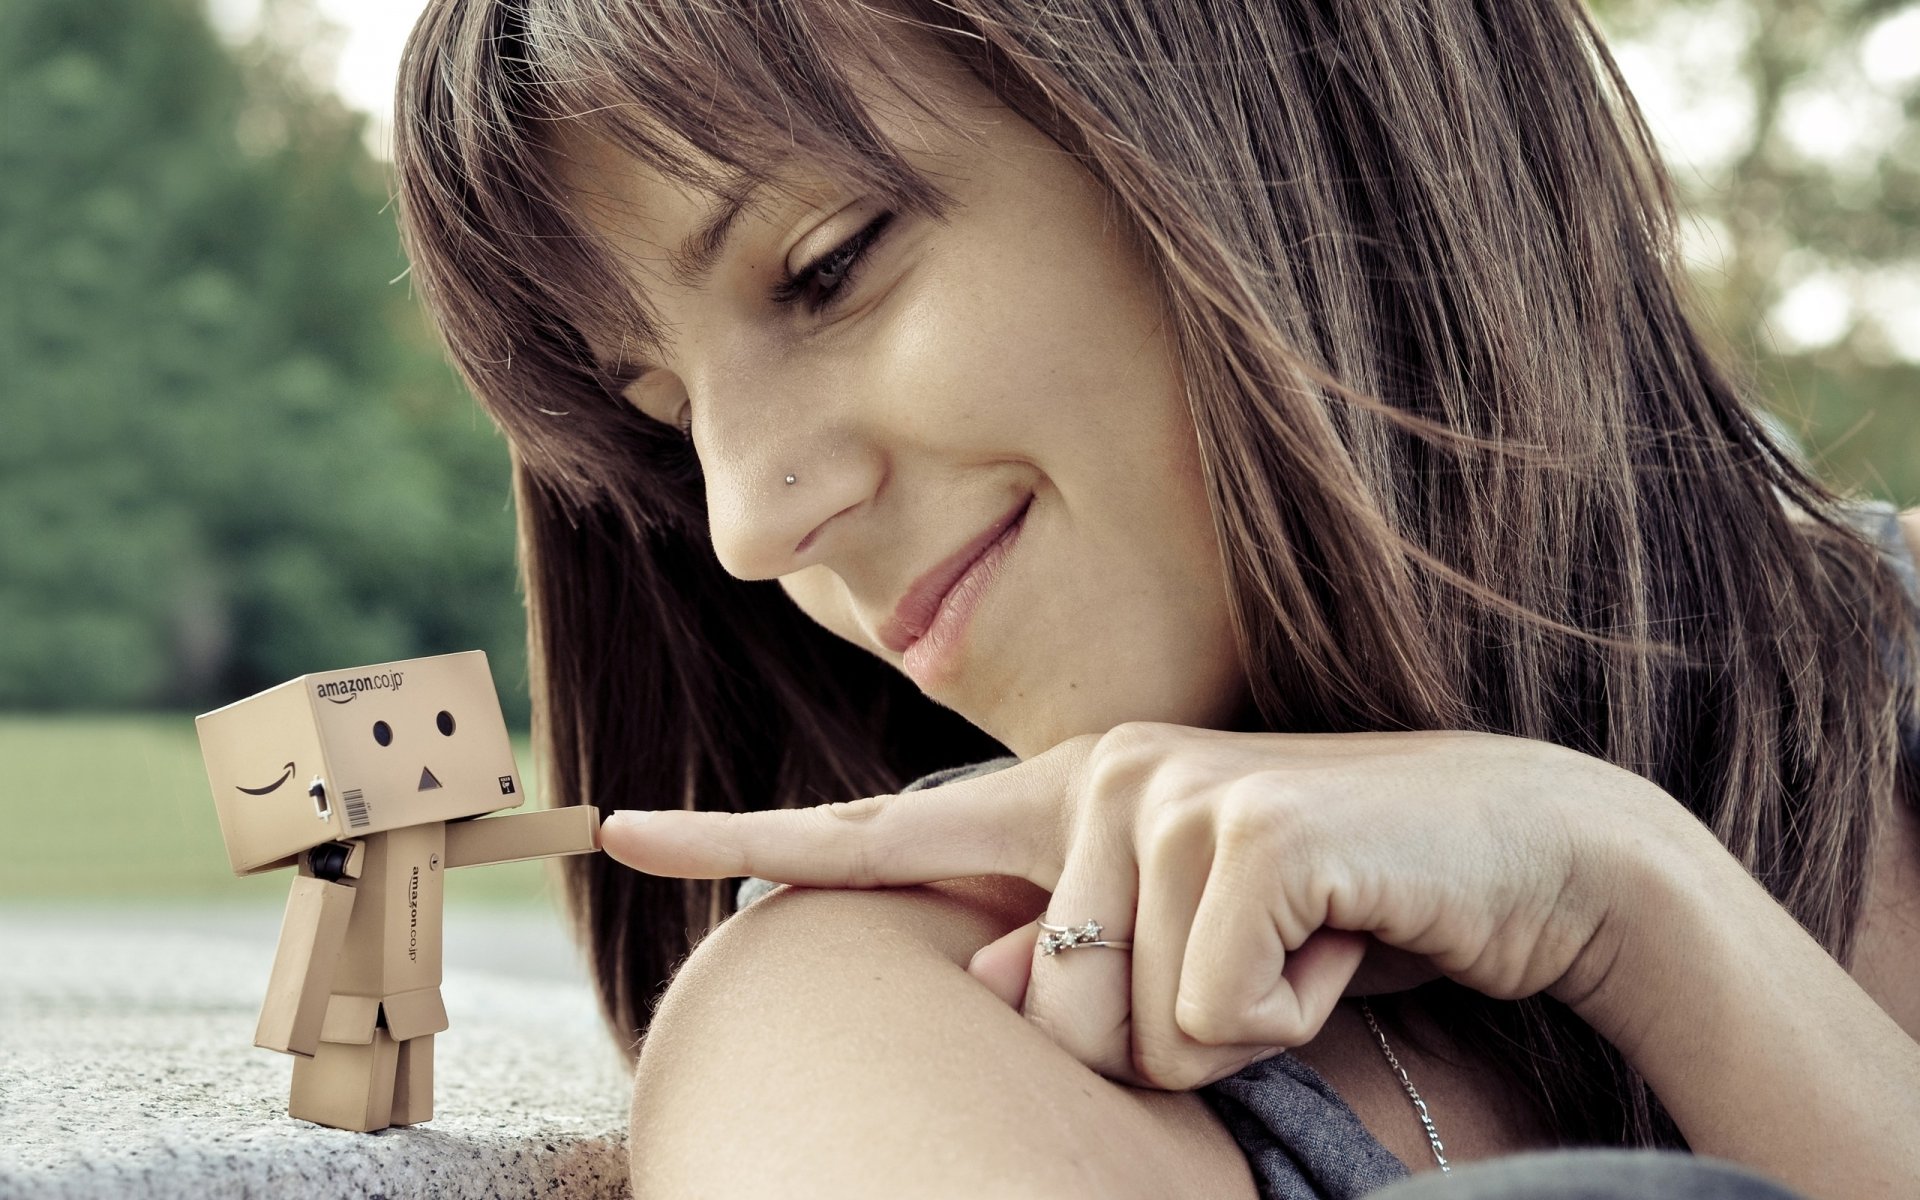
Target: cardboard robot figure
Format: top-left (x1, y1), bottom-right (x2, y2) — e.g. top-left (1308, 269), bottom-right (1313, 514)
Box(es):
top-left (195, 650), bottom-right (600, 1132)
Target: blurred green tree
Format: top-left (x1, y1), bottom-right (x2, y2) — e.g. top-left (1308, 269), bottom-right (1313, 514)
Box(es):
top-left (1594, 0), bottom-right (1920, 503)
top-left (0, 0), bottom-right (526, 714)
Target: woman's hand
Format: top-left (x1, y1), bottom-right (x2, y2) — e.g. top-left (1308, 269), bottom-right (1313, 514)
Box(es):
top-left (598, 722), bottom-right (1664, 1092)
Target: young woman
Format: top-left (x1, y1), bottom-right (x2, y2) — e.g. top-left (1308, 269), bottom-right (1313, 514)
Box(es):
top-left (391, 1), bottom-right (1920, 1196)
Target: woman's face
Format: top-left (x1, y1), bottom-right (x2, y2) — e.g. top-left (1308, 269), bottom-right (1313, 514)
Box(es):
top-left (557, 47), bottom-right (1246, 759)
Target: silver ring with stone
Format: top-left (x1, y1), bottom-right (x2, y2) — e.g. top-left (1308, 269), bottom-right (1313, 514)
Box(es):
top-left (1036, 918), bottom-right (1133, 956)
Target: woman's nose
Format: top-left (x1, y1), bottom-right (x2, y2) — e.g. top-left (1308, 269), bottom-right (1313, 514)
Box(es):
top-left (692, 371), bottom-right (877, 582)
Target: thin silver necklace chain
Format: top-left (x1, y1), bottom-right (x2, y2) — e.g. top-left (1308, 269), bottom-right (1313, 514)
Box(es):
top-left (1358, 998), bottom-right (1453, 1174)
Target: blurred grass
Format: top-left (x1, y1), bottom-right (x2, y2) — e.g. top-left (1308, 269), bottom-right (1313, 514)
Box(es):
top-left (0, 713), bottom-right (566, 906)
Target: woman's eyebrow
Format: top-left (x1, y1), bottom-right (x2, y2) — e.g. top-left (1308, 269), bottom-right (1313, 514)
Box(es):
top-left (667, 179), bottom-right (772, 290)
top-left (613, 175), bottom-right (786, 379)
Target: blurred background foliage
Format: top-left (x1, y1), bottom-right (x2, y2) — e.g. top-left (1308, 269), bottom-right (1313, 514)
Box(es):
top-left (1, 0), bottom-right (524, 716)
top-left (1597, 0), bottom-right (1920, 505)
top-left (0, 0), bottom-right (1914, 723)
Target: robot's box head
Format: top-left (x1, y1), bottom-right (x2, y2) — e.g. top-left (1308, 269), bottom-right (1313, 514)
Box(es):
top-left (196, 651), bottom-right (523, 874)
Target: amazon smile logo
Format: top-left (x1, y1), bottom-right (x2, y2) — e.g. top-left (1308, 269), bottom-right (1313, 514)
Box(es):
top-left (314, 671), bottom-right (403, 704)
top-left (237, 762), bottom-right (296, 796)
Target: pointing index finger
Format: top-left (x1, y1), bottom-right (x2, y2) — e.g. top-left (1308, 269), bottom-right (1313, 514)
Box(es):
top-left (598, 752), bottom-right (1067, 889)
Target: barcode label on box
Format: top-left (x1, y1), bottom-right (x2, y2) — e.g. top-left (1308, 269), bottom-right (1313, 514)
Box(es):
top-left (343, 789), bottom-right (370, 829)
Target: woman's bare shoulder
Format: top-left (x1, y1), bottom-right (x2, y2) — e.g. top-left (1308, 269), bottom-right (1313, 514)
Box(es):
top-left (634, 879), bottom-right (1258, 1199)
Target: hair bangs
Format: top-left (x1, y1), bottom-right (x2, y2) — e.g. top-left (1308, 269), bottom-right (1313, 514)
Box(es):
top-left (395, 0), bottom-right (969, 534)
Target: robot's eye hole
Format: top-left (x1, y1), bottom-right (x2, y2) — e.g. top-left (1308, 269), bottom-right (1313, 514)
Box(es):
top-left (373, 721), bottom-right (393, 747)
top-left (436, 710), bottom-right (456, 736)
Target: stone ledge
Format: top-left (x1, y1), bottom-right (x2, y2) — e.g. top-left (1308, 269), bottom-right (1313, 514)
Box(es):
top-left (0, 906), bottom-right (631, 1199)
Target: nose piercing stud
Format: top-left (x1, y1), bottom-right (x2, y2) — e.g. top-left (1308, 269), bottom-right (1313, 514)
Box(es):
top-left (784, 473), bottom-right (797, 485)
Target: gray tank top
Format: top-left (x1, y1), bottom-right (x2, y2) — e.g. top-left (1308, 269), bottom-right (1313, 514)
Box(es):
top-left (733, 497), bottom-right (1920, 1199)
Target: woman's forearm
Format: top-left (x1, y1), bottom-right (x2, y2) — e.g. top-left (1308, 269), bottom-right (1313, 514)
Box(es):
top-left (1562, 796), bottom-right (1920, 1200)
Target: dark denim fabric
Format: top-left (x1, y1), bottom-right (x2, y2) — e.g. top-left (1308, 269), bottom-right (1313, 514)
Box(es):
top-left (1366, 1150), bottom-right (1807, 1199)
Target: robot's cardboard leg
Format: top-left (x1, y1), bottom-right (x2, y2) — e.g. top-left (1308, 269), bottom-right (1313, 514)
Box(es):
top-left (389, 1034), bottom-right (434, 1127)
top-left (290, 1029), bottom-right (401, 1132)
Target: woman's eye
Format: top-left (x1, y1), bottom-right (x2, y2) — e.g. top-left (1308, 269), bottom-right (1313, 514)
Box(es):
top-left (656, 210), bottom-right (897, 440)
top-left (769, 211), bottom-right (895, 317)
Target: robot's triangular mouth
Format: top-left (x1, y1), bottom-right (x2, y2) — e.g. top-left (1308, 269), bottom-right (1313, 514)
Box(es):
top-left (418, 767), bottom-right (442, 791)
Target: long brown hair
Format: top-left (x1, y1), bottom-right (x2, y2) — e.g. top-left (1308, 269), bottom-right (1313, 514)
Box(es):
top-left (392, 0), bottom-right (1919, 1149)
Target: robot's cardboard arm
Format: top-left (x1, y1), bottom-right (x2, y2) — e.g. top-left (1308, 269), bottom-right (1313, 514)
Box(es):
top-left (255, 842), bottom-right (364, 1058)
top-left (443, 805), bottom-right (601, 869)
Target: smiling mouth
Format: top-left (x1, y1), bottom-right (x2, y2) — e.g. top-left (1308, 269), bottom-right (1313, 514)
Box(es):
top-left (236, 762), bottom-right (296, 796)
top-left (878, 495), bottom-right (1034, 655)
top-left (897, 496), bottom-right (1031, 686)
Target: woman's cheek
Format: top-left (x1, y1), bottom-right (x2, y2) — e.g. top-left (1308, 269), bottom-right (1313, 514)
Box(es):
top-left (779, 567), bottom-right (872, 655)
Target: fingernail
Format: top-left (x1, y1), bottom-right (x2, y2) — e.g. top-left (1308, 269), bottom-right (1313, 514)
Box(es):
top-left (604, 810), bottom-right (653, 831)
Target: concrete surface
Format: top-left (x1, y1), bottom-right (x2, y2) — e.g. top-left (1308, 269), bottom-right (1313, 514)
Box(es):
top-left (0, 903), bottom-right (632, 1198)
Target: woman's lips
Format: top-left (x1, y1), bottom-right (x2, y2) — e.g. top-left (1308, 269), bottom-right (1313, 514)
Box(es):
top-left (878, 495), bottom-right (1033, 655)
top-left (898, 497), bottom-right (1031, 688)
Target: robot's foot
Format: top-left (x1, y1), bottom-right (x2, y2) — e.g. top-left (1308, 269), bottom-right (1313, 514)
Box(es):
top-left (289, 1029), bottom-right (400, 1132)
